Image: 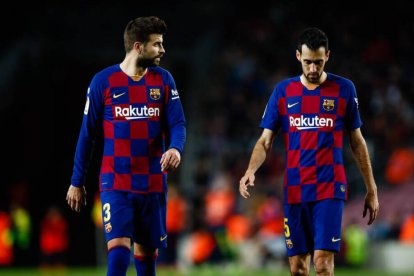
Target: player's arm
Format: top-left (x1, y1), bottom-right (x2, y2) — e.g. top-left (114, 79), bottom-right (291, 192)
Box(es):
top-left (161, 73), bottom-right (186, 172)
top-left (239, 128), bottom-right (275, 198)
top-left (348, 128), bottom-right (379, 225)
top-left (67, 79), bottom-right (104, 212)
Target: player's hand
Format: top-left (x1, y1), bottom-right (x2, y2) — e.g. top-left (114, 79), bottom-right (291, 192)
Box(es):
top-left (66, 185), bottom-right (87, 213)
top-left (363, 191), bottom-right (379, 225)
top-left (160, 148), bottom-right (181, 172)
top-left (239, 172), bottom-right (255, 199)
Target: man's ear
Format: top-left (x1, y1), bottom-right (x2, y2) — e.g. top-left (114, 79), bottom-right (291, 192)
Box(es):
top-left (133, 41), bottom-right (143, 54)
top-left (296, 49), bottom-right (301, 62)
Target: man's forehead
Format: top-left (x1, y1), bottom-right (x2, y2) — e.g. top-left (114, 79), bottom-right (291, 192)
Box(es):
top-left (148, 34), bottom-right (163, 42)
top-left (300, 45), bottom-right (327, 59)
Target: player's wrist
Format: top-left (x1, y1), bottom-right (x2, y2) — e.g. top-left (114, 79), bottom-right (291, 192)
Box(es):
top-left (169, 147), bottom-right (181, 157)
top-left (366, 189), bottom-right (377, 195)
top-left (245, 169), bottom-right (255, 175)
top-left (71, 182), bottom-right (82, 188)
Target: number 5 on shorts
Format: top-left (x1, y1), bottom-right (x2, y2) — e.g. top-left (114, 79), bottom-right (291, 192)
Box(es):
top-left (284, 218), bottom-right (291, 238)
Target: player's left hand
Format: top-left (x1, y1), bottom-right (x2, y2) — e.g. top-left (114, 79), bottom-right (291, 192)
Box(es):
top-left (239, 171), bottom-right (255, 199)
top-left (363, 191), bottom-right (379, 225)
top-left (66, 185), bottom-right (87, 213)
top-left (160, 148), bottom-right (181, 172)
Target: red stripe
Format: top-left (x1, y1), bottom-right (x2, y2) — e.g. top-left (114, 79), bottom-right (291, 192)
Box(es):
top-left (107, 245), bottom-right (130, 255)
top-left (134, 252), bottom-right (158, 260)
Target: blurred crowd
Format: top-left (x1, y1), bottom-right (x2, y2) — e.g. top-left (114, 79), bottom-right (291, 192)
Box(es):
top-left (1, 2), bottom-right (414, 271)
top-left (0, 181), bottom-right (69, 268)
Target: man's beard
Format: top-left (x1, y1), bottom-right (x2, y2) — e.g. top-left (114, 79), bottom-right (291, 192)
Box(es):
top-left (304, 72), bottom-right (322, 84)
top-left (137, 57), bottom-right (160, 68)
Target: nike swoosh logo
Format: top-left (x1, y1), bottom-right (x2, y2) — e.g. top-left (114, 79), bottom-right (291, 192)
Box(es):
top-left (113, 92), bottom-right (126, 99)
top-left (332, 237), bottom-right (341, 242)
top-left (288, 102), bottom-right (299, 108)
top-left (160, 235), bottom-right (167, 241)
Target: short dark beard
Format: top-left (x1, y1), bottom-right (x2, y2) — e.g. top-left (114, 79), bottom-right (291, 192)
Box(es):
top-left (137, 57), bottom-right (159, 68)
top-left (305, 72), bottom-right (322, 84)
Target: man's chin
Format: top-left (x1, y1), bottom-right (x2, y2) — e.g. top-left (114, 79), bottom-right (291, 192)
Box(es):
top-left (138, 59), bottom-right (160, 68)
top-left (306, 75), bottom-right (320, 83)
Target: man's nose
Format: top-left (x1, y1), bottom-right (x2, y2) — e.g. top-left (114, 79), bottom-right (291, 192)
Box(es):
top-left (309, 63), bottom-right (317, 72)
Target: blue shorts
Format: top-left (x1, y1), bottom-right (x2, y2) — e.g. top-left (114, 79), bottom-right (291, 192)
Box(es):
top-left (100, 191), bottom-right (167, 248)
top-left (283, 199), bottom-right (344, 257)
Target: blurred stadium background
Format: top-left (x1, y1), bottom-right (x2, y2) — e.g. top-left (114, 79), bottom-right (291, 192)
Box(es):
top-left (1, 0), bottom-right (414, 275)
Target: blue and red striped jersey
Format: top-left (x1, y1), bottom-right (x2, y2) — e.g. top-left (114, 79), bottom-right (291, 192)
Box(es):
top-left (260, 73), bottom-right (361, 204)
top-left (71, 64), bottom-right (186, 193)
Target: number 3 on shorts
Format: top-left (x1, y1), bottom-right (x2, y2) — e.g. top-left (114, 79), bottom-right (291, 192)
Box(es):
top-left (284, 218), bottom-right (291, 238)
top-left (103, 203), bottom-right (111, 222)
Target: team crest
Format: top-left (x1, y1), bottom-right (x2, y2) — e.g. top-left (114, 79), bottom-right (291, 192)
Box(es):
top-left (286, 239), bottom-right (293, 249)
top-left (340, 185), bottom-right (346, 192)
top-left (150, 88), bottom-right (161, 100)
top-left (323, 99), bottom-right (335, 111)
top-left (105, 223), bottom-right (112, 233)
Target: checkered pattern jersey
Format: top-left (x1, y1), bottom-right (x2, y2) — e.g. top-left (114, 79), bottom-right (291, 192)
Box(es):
top-left (260, 73), bottom-right (362, 204)
top-left (71, 64), bottom-right (186, 193)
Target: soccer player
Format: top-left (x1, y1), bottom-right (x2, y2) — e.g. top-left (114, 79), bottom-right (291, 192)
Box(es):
top-left (239, 27), bottom-right (379, 276)
top-left (66, 16), bottom-right (186, 276)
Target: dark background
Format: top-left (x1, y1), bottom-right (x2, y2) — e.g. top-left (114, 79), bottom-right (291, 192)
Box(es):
top-left (1, 0), bottom-right (413, 266)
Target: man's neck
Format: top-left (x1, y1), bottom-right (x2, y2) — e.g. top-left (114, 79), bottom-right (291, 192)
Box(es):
top-left (120, 55), bottom-right (147, 78)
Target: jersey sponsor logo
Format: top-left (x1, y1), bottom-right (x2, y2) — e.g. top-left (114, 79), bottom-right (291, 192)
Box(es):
top-left (287, 102), bottom-right (299, 108)
top-left (289, 115), bottom-right (334, 130)
top-left (322, 99), bottom-right (335, 111)
top-left (332, 237), bottom-right (341, 242)
top-left (150, 88), bottom-right (161, 100)
top-left (160, 234), bottom-right (167, 241)
top-left (114, 105), bottom-right (160, 120)
top-left (113, 92), bottom-right (126, 99)
top-left (171, 89), bottom-right (180, 100)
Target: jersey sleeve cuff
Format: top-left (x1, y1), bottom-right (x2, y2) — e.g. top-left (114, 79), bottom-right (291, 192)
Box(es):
top-left (70, 179), bottom-right (83, 188)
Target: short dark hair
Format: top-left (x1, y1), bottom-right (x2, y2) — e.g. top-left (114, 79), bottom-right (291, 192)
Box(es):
top-left (123, 16), bottom-right (167, 53)
top-left (297, 27), bottom-right (328, 53)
